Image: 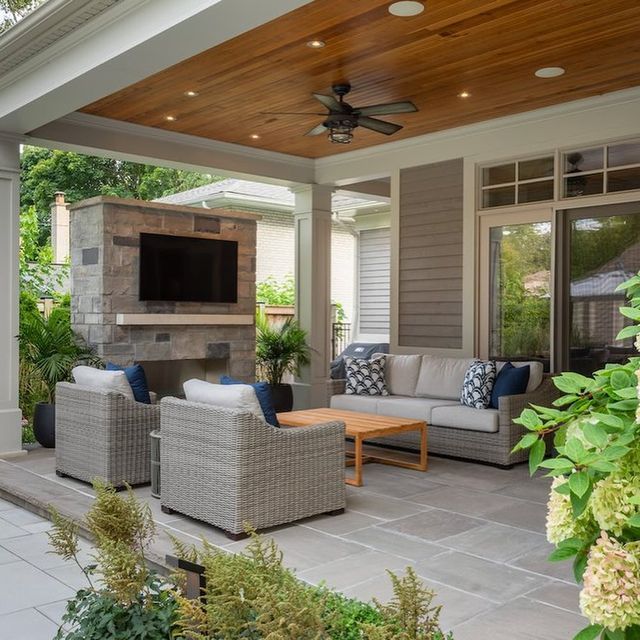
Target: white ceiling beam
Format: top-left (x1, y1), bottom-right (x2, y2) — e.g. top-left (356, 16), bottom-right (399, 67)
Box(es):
top-left (27, 112), bottom-right (315, 185)
top-left (0, 0), bottom-right (312, 133)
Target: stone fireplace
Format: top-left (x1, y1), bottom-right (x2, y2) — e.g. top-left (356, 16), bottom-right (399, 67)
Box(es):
top-left (70, 196), bottom-right (258, 396)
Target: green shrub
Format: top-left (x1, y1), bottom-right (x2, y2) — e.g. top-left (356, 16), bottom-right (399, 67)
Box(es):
top-left (514, 271), bottom-right (640, 640)
top-left (318, 589), bottom-right (384, 639)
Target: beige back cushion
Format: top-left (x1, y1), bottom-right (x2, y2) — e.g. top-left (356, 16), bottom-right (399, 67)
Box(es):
top-left (415, 356), bottom-right (476, 400)
top-left (374, 353), bottom-right (422, 397)
top-left (496, 361), bottom-right (544, 393)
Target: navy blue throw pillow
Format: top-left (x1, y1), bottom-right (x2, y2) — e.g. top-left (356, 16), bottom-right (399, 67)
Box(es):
top-left (106, 362), bottom-right (151, 404)
top-left (220, 376), bottom-right (279, 427)
top-left (490, 363), bottom-right (530, 409)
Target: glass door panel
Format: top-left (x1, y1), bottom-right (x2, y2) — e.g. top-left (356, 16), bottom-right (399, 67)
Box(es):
top-left (486, 221), bottom-right (552, 368)
top-left (567, 209), bottom-right (640, 375)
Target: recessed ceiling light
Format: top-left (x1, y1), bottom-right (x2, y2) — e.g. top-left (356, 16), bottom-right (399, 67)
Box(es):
top-left (250, 134), bottom-right (260, 139)
top-left (458, 91), bottom-right (470, 98)
top-left (184, 90), bottom-right (199, 97)
top-left (306, 39), bottom-right (326, 49)
top-left (165, 115), bottom-right (177, 122)
top-left (388, 1), bottom-right (425, 16)
top-left (535, 66), bottom-right (565, 78)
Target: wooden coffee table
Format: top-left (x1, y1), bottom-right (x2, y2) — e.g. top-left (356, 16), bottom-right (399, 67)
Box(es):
top-left (277, 408), bottom-right (427, 487)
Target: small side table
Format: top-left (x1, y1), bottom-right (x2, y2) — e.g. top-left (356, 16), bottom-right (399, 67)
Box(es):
top-left (150, 430), bottom-right (161, 499)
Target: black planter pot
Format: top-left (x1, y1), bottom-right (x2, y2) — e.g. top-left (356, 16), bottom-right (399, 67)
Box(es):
top-left (269, 383), bottom-right (294, 413)
top-left (33, 402), bottom-right (56, 448)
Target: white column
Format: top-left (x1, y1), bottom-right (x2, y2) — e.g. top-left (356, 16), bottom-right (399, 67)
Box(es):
top-left (51, 191), bottom-right (70, 264)
top-left (292, 184), bottom-right (333, 408)
top-left (0, 138), bottom-right (23, 457)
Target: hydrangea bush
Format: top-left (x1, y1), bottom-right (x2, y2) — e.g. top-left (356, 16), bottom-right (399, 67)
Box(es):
top-left (513, 273), bottom-right (640, 640)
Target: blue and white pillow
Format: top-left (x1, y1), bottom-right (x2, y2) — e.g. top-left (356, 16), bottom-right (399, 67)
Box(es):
top-left (460, 360), bottom-right (496, 409)
top-left (345, 356), bottom-right (389, 396)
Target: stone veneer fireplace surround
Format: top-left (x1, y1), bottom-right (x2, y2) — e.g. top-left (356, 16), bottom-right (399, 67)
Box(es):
top-left (70, 196), bottom-right (258, 395)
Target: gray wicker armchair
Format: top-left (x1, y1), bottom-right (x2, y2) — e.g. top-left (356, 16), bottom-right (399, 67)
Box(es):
top-left (55, 382), bottom-right (159, 488)
top-left (160, 397), bottom-right (346, 539)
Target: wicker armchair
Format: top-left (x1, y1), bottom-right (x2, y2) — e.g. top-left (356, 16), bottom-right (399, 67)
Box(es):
top-left (160, 397), bottom-right (346, 539)
top-left (55, 382), bottom-right (159, 488)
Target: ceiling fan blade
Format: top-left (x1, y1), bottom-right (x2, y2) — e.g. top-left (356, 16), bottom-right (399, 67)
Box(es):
top-left (357, 116), bottom-right (403, 135)
top-left (355, 101), bottom-right (418, 116)
top-left (260, 112), bottom-right (326, 116)
top-left (312, 93), bottom-right (347, 112)
top-left (304, 122), bottom-right (328, 136)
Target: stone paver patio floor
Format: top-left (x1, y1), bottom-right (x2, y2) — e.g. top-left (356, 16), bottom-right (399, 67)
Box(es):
top-left (0, 448), bottom-right (587, 639)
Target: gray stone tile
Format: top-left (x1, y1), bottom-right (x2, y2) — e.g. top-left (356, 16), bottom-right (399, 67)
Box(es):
top-left (0, 560), bottom-right (74, 615)
top-left (302, 510), bottom-right (382, 535)
top-left (344, 526), bottom-right (445, 562)
top-left (0, 608), bottom-right (60, 640)
top-left (46, 562), bottom-right (91, 592)
top-left (0, 517), bottom-right (29, 540)
top-left (298, 550), bottom-right (410, 590)
top-left (225, 526), bottom-right (367, 572)
top-left (354, 474), bottom-right (445, 499)
top-left (36, 599), bottom-right (69, 628)
top-left (0, 499), bottom-right (16, 512)
top-left (0, 507), bottom-right (47, 527)
top-left (406, 486), bottom-right (525, 518)
top-left (159, 516), bottom-right (237, 547)
top-left (484, 500), bottom-right (548, 533)
top-left (430, 583), bottom-right (495, 631)
top-left (416, 551), bottom-right (545, 603)
top-left (22, 520), bottom-right (54, 534)
top-left (423, 460), bottom-right (515, 492)
top-left (526, 580), bottom-right (582, 614)
top-left (508, 545), bottom-right (576, 583)
top-left (2, 531), bottom-right (94, 570)
top-left (0, 546), bottom-right (18, 565)
top-left (440, 523), bottom-right (547, 562)
top-left (493, 478), bottom-right (552, 504)
top-left (341, 573), bottom-right (397, 603)
top-left (451, 597), bottom-right (586, 640)
top-left (381, 509), bottom-right (483, 542)
top-left (345, 490), bottom-right (430, 520)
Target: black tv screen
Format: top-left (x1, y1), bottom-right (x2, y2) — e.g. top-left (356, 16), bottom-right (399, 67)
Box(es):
top-left (139, 233), bottom-right (238, 303)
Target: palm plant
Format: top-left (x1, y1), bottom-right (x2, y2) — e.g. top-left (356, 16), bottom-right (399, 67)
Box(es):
top-left (255, 312), bottom-right (310, 385)
top-left (19, 310), bottom-right (100, 404)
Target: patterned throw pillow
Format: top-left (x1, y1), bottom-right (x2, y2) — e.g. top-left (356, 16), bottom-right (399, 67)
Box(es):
top-left (345, 356), bottom-right (389, 396)
top-left (460, 360), bottom-right (497, 409)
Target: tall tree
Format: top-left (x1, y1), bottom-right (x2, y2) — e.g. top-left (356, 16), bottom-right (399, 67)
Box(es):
top-left (20, 146), bottom-right (219, 244)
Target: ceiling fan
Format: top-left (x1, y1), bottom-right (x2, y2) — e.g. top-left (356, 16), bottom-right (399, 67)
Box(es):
top-left (261, 83), bottom-right (418, 144)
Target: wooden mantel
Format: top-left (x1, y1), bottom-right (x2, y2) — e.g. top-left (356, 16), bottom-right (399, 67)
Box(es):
top-left (115, 313), bottom-right (254, 326)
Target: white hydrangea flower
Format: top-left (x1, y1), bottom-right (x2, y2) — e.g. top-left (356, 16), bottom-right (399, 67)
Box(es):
top-left (546, 477), bottom-right (597, 544)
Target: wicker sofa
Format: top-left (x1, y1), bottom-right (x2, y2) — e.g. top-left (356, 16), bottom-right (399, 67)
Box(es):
top-left (328, 355), bottom-right (559, 467)
top-left (159, 397), bottom-right (346, 539)
top-left (55, 382), bottom-right (159, 487)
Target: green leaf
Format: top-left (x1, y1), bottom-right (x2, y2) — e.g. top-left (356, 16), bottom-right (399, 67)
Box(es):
top-left (591, 413), bottom-right (624, 430)
top-left (548, 546), bottom-right (579, 562)
top-left (529, 404), bottom-right (563, 418)
top-left (582, 422), bottom-right (608, 449)
top-left (565, 438), bottom-right (587, 463)
top-left (571, 485), bottom-right (592, 518)
top-left (607, 399), bottom-right (639, 412)
top-left (557, 537), bottom-right (584, 551)
top-left (515, 432), bottom-right (539, 452)
top-left (569, 471), bottom-right (591, 498)
top-left (553, 394), bottom-right (580, 407)
top-left (604, 629), bottom-right (625, 640)
top-left (519, 408), bottom-right (543, 430)
top-left (629, 495), bottom-right (640, 505)
top-left (554, 481), bottom-right (571, 495)
top-left (615, 275), bottom-right (640, 291)
top-left (553, 375), bottom-right (584, 395)
top-left (628, 514), bottom-right (640, 528)
top-left (619, 305), bottom-right (640, 321)
top-left (601, 445), bottom-right (631, 461)
top-left (610, 370), bottom-right (632, 390)
top-left (589, 460), bottom-right (618, 473)
top-left (615, 325), bottom-right (640, 341)
top-left (573, 552), bottom-right (589, 583)
top-left (572, 625), bottom-right (603, 640)
top-left (613, 387), bottom-right (639, 399)
top-left (539, 458), bottom-right (574, 471)
top-left (529, 439), bottom-right (546, 476)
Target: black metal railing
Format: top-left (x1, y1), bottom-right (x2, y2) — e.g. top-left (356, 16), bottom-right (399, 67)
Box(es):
top-left (331, 322), bottom-right (351, 359)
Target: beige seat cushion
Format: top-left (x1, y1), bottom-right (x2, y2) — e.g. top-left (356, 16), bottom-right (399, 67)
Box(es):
top-left (496, 361), bottom-right (544, 392)
top-left (376, 397), bottom-right (458, 422)
top-left (330, 394), bottom-right (380, 414)
top-left (415, 356), bottom-right (475, 400)
top-left (375, 354), bottom-right (423, 397)
top-left (431, 404), bottom-right (500, 433)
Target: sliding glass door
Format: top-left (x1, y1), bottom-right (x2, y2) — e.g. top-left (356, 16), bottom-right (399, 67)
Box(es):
top-left (479, 211), bottom-right (553, 369)
top-left (559, 204), bottom-right (640, 374)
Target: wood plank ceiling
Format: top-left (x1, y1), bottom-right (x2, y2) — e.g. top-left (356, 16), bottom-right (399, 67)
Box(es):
top-left (81, 0), bottom-right (640, 159)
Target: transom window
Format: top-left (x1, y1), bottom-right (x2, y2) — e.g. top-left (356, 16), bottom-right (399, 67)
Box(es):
top-left (480, 156), bottom-right (554, 209)
top-left (563, 140), bottom-right (640, 198)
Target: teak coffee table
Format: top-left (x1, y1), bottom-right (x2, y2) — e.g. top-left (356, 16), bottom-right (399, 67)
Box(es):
top-left (277, 408), bottom-right (427, 487)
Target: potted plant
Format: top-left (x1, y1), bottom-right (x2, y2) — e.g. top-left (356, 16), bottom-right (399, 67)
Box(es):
top-left (18, 309), bottom-right (99, 448)
top-left (255, 311), bottom-right (310, 413)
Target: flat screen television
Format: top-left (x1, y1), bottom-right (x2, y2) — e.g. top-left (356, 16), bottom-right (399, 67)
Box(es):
top-left (139, 233), bottom-right (238, 303)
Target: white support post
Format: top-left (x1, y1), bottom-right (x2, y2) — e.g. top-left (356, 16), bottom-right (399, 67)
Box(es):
top-left (0, 138), bottom-right (23, 458)
top-left (292, 184), bottom-right (333, 408)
